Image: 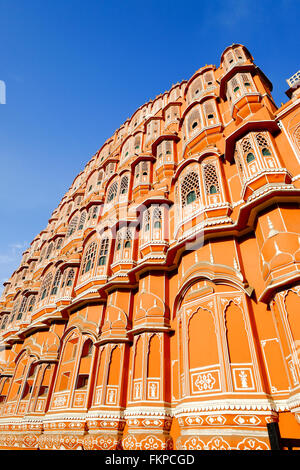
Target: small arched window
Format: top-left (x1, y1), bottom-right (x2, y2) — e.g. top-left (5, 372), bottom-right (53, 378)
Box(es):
top-left (67, 216), bottom-right (79, 237)
top-left (78, 211), bottom-right (87, 230)
top-left (46, 243), bottom-right (53, 259)
top-left (187, 190), bottom-right (196, 204)
top-left (66, 269), bottom-right (75, 286)
top-left (98, 237), bottom-right (109, 266)
top-left (17, 297), bottom-right (28, 320)
top-left (246, 152), bottom-right (255, 163)
top-left (51, 269), bottom-right (62, 295)
top-left (153, 207), bottom-right (162, 229)
top-left (120, 175), bottom-right (129, 195)
top-left (40, 273), bottom-right (53, 301)
top-left (81, 242), bottom-right (97, 274)
top-left (28, 296), bottom-right (36, 312)
top-left (107, 180), bottom-right (118, 203)
top-left (181, 171), bottom-right (201, 208)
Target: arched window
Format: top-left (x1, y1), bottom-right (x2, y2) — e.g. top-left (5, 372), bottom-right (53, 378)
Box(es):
top-left (98, 237), bottom-right (109, 266)
top-left (202, 162), bottom-right (220, 195)
top-left (187, 191), bottom-right (196, 204)
top-left (189, 76), bottom-right (203, 101)
top-left (256, 133), bottom-right (272, 156)
top-left (51, 269), bottom-right (62, 295)
top-left (17, 297), bottom-right (27, 320)
top-left (293, 124), bottom-right (300, 151)
top-left (153, 207), bottom-right (162, 229)
top-left (40, 273), bottom-right (53, 301)
top-left (181, 171), bottom-right (201, 208)
top-left (67, 216), bottom-right (79, 237)
top-left (134, 135), bottom-right (141, 151)
top-left (1, 315), bottom-right (8, 330)
top-left (81, 242), bottom-right (97, 274)
top-left (66, 269), bottom-right (75, 286)
top-left (28, 295), bottom-right (36, 312)
top-left (107, 180), bottom-right (118, 203)
top-left (203, 100), bottom-right (216, 124)
top-left (143, 209), bottom-right (150, 232)
top-left (91, 206), bottom-right (98, 219)
top-left (120, 175), bottom-right (129, 195)
top-left (97, 171), bottom-right (104, 186)
top-left (124, 228), bottom-right (133, 248)
top-left (203, 71), bottom-right (214, 86)
top-left (187, 108), bottom-right (201, 135)
top-left (246, 152), bottom-right (255, 163)
top-left (56, 238), bottom-right (63, 250)
top-left (78, 211), bottom-right (87, 230)
top-left (46, 243), bottom-right (54, 259)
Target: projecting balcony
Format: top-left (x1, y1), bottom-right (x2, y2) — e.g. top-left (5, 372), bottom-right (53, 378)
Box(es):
top-left (241, 167), bottom-right (293, 200)
top-left (182, 122), bottom-right (223, 158)
top-left (174, 201), bottom-right (233, 241)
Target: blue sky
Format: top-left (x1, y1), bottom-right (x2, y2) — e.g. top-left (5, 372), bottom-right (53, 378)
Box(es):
top-left (0, 0), bottom-right (299, 289)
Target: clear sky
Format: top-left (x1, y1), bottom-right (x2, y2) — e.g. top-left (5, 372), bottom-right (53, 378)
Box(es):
top-left (0, 0), bottom-right (299, 289)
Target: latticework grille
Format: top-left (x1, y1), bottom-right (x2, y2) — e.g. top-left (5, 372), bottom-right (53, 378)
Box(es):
top-left (203, 163), bottom-right (220, 194)
top-left (81, 242), bottom-right (97, 274)
top-left (181, 171), bottom-right (201, 207)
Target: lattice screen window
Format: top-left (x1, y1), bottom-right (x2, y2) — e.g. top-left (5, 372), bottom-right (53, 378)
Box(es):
top-left (188, 108), bottom-right (201, 133)
top-left (11, 299), bottom-right (21, 322)
top-left (241, 138), bottom-right (256, 163)
top-left (234, 149), bottom-right (244, 178)
top-left (143, 209), bottom-right (150, 232)
top-left (241, 73), bottom-right (253, 90)
top-left (225, 51), bottom-right (235, 68)
top-left (39, 247), bottom-right (46, 262)
top-left (256, 133), bottom-right (272, 155)
top-left (120, 175), bottom-right (129, 195)
top-left (202, 163), bottom-right (220, 195)
top-left (67, 216), bottom-right (79, 237)
top-left (98, 238), bottom-right (109, 265)
top-left (66, 269), bottom-right (75, 286)
top-left (235, 47), bottom-right (246, 61)
top-left (46, 242), bottom-right (54, 259)
top-left (40, 273), bottom-right (53, 301)
top-left (17, 297), bottom-right (28, 320)
top-left (181, 171), bottom-right (201, 207)
top-left (56, 238), bottom-right (63, 250)
top-left (231, 76), bottom-right (240, 94)
top-left (157, 142), bottom-right (163, 163)
top-left (165, 141), bottom-right (172, 156)
top-left (153, 207), bottom-right (162, 229)
top-left (134, 135), bottom-right (141, 151)
top-left (97, 171), bottom-right (104, 186)
top-left (124, 228), bottom-right (133, 248)
top-left (28, 296), bottom-right (36, 312)
top-left (170, 87), bottom-right (179, 101)
top-left (116, 231), bottom-right (122, 251)
top-left (142, 162), bottom-right (148, 176)
top-left (51, 270), bottom-right (62, 295)
top-left (203, 100), bottom-right (215, 120)
top-left (81, 242), bottom-right (97, 274)
top-left (106, 163), bottom-right (115, 177)
top-left (91, 206), bottom-right (98, 219)
top-left (78, 211), bottom-right (87, 230)
top-left (107, 180), bottom-right (118, 202)
top-left (203, 71), bottom-right (214, 85)
top-left (294, 125), bottom-right (300, 151)
top-left (1, 316), bottom-right (8, 329)
top-left (190, 77), bottom-right (203, 100)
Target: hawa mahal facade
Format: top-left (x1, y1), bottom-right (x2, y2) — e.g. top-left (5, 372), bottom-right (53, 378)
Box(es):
top-left (1, 44), bottom-right (300, 451)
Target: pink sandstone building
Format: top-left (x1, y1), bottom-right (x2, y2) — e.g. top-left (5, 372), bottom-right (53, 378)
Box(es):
top-left (0, 44), bottom-right (300, 450)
